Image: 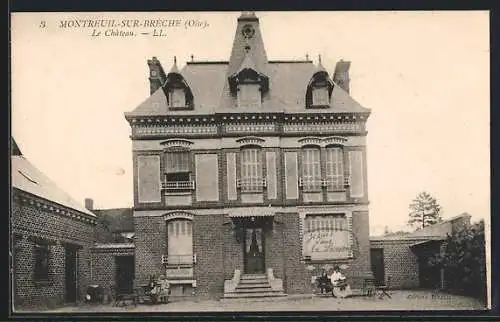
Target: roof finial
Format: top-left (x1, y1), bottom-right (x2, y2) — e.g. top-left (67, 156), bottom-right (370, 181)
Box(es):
top-left (174, 56), bottom-right (177, 64)
top-left (191, 54), bottom-right (194, 62)
top-left (306, 53), bottom-right (309, 60)
top-left (318, 54), bottom-right (322, 65)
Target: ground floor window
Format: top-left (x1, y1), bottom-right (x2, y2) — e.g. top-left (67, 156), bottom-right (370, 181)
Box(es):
top-left (34, 243), bottom-right (50, 281)
top-left (302, 214), bottom-right (351, 260)
top-left (167, 219), bottom-right (193, 265)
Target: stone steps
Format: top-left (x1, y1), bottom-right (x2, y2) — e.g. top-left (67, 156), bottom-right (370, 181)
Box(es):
top-left (224, 273), bottom-right (287, 299)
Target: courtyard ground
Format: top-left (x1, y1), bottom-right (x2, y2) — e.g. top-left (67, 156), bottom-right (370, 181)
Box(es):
top-left (17, 290), bottom-right (486, 313)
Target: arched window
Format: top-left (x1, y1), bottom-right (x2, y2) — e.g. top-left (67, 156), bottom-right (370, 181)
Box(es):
top-left (300, 146), bottom-right (322, 191)
top-left (312, 87), bottom-right (329, 106)
top-left (325, 146), bottom-right (344, 191)
top-left (166, 219), bottom-right (193, 265)
top-left (237, 83), bottom-right (261, 109)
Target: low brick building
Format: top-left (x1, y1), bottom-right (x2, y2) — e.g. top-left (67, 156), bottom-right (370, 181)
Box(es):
top-left (11, 139), bottom-right (97, 309)
top-left (123, 12), bottom-right (373, 300)
top-left (369, 214), bottom-right (472, 290)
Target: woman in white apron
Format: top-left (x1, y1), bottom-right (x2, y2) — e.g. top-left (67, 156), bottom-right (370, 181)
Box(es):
top-left (330, 266), bottom-right (353, 298)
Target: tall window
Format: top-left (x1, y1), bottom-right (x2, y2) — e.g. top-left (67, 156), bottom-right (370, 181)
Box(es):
top-left (164, 150), bottom-right (193, 191)
top-left (238, 84), bottom-right (261, 108)
top-left (301, 147), bottom-right (322, 191)
top-left (240, 147), bottom-right (263, 192)
top-left (303, 214), bottom-right (351, 260)
top-left (167, 219), bottom-right (193, 265)
top-left (312, 87), bottom-right (329, 106)
top-left (169, 88), bottom-right (186, 108)
top-left (325, 147), bottom-right (344, 190)
top-left (34, 243), bottom-right (50, 281)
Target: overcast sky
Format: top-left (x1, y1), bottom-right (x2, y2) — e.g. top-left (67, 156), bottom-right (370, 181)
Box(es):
top-left (11, 11), bottom-right (489, 235)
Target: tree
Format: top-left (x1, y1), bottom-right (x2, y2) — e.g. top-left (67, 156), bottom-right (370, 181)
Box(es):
top-left (428, 220), bottom-right (486, 301)
top-left (408, 191), bottom-right (443, 230)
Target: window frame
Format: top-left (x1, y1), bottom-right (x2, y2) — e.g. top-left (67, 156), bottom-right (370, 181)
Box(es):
top-left (239, 146), bottom-right (265, 193)
top-left (168, 88), bottom-right (186, 108)
top-left (237, 83), bottom-right (262, 109)
top-left (324, 146), bottom-right (345, 191)
top-left (312, 87), bottom-right (329, 106)
top-left (300, 146), bottom-right (322, 192)
top-left (166, 219), bottom-right (194, 267)
top-left (162, 149), bottom-right (195, 192)
top-left (34, 243), bottom-right (50, 281)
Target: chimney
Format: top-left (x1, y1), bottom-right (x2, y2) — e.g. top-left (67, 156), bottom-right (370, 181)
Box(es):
top-left (333, 59), bottom-right (351, 94)
top-left (84, 198), bottom-right (94, 211)
top-left (147, 56), bottom-right (167, 95)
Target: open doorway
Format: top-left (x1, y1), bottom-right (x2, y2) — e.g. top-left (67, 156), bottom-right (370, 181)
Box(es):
top-left (65, 246), bottom-right (78, 303)
top-left (115, 255), bottom-right (135, 294)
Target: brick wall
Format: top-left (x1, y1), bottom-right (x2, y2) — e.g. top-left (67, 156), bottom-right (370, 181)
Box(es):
top-left (193, 214), bottom-right (224, 299)
top-left (280, 213), bottom-right (310, 294)
top-left (11, 192), bottom-right (95, 309)
top-left (222, 216), bottom-right (243, 280)
top-left (134, 215), bottom-right (166, 285)
top-left (370, 239), bottom-right (420, 289)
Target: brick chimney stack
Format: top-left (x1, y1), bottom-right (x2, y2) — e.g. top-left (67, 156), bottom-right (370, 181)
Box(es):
top-left (84, 198), bottom-right (94, 211)
top-left (333, 59), bottom-right (351, 94)
top-left (147, 56), bottom-right (167, 95)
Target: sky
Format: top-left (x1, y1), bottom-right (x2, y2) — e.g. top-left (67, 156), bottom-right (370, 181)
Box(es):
top-left (11, 11), bottom-right (490, 236)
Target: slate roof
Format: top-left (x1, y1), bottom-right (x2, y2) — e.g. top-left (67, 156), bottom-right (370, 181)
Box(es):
top-left (12, 155), bottom-right (95, 217)
top-left (126, 61), bottom-right (369, 117)
top-left (125, 12), bottom-right (370, 118)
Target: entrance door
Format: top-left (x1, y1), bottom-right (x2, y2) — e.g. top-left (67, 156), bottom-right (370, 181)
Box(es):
top-left (115, 256), bottom-right (135, 294)
top-left (370, 248), bottom-right (385, 286)
top-left (244, 228), bottom-right (265, 274)
top-left (65, 247), bottom-right (78, 303)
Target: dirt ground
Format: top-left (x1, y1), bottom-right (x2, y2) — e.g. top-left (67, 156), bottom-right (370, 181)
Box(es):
top-left (17, 290), bottom-right (487, 314)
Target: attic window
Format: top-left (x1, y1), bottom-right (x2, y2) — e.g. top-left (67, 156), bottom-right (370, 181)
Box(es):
top-left (312, 87), bottom-right (329, 106)
top-left (169, 88), bottom-right (186, 108)
top-left (238, 84), bottom-right (261, 109)
top-left (18, 170), bottom-right (38, 184)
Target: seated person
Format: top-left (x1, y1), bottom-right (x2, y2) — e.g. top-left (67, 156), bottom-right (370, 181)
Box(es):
top-left (316, 270), bottom-right (332, 294)
top-left (330, 266), bottom-right (352, 298)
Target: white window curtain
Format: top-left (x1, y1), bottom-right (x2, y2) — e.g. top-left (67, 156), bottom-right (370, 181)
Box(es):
top-left (312, 88), bottom-right (329, 106)
top-left (325, 147), bottom-right (344, 190)
top-left (169, 88), bottom-right (186, 107)
top-left (165, 151), bottom-right (190, 174)
top-left (238, 84), bottom-right (261, 108)
top-left (167, 220), bottom-right (193, 265)
top-left (240, 148), bottom-right (263, 192)
top-left (301, 148), bottom-right (322, 191)
top-left (303, 215), bottom-right (350, 260)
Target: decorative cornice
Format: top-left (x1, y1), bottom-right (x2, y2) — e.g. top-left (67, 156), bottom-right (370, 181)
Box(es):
top-left (235, 136), bottom-right (266, 146)
top-left (160, 139), bottom-right (194, 148)
top-left (163, 211), bottom-right (194, 221)
top-left (298, 137), bottom-right (322, 146)
top-left (12, 189), bottom-right (97, 225)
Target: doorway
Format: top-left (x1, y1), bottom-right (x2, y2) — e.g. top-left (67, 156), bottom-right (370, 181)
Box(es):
top-left (370, 248), bottom-right (385, 286)
top-left (65, 247), bottom-right (78, 303)
top-left (115, 255), bottom-right (135, 294)
top-left (244, 228), bottom-right (265, 274)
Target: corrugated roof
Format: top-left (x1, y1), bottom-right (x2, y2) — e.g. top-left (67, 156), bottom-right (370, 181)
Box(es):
top-left (126, 61), bottom-right (369, 117)
top-left (12, 155), bottom-right (95, 217)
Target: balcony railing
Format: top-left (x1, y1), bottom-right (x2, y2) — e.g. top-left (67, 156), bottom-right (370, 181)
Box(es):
top-left (161, 180), bottom-right (195, 191)
top-left (236, 178), bottom-right (267, 192)
top-left (298, 177), bottom-right (323, 192)
top-left (162, 254), bottom-right (196, 266)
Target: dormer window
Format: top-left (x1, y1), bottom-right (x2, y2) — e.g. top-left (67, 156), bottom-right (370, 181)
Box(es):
top-left (238, 84), bottom-right (261, 109)
top-left (306, 58), bottom-right (334, 109)
top-left (312, 87), bottom-right (329, 106)
top-left (169, 88), bottom-right (186, 108)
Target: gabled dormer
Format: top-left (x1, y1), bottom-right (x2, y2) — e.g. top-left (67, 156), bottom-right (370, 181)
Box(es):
top-left (163, 57), bottom-right (194, 111)
top-left (227, 12), bottom-right (270, 109)
top-left (306, 56), bottom-right (334, 109)
top-left (228, 52), bottom-right (269, 109)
